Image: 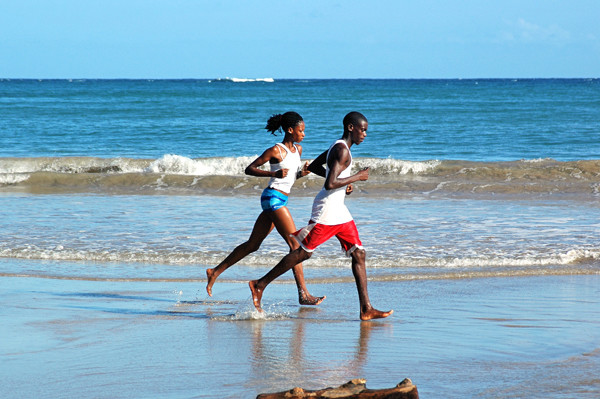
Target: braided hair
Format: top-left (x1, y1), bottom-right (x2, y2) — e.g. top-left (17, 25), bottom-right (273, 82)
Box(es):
top-left (265, 111), bottom-right (303, 136)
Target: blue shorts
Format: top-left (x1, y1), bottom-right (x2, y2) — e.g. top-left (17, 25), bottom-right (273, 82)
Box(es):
top-left (260, 188), bottom-right (289, 212)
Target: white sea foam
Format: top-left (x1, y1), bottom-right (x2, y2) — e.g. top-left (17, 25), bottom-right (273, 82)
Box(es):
top-left (0, 156), bottom-right (441, 177)
top-left (368, 249), bottom-right (600, 269)
top-left (0, 173), bottom-right (30, 185)
top-left (145, 154), bottom-right (257, 176)
top-left (523, 158), bottom-right (554, 163)
top-left (1, 245), bottom-right (597, 270)
top-left (0, 157), bottom-right (143, 174)
top-left (354, 158), bottom-right (440, 175)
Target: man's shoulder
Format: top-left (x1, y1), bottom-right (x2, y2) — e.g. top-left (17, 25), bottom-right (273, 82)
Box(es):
top-left (327, 142), bottom-right (350, 164)
top-left (329, 140), bottom-right (349, 153)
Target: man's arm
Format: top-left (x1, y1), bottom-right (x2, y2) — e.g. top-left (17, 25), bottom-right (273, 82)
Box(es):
top-left (307, 150), bottom-right (328, 178)
top-left (324, 143), bottom-right (369, 190)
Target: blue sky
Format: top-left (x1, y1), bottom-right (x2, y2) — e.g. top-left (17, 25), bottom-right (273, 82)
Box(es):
top-left (2, 0), bottom-right (598, 78)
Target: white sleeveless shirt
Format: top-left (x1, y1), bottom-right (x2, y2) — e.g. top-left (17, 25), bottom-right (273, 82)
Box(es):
top-left (267, 143), bottom-right (301, 194)
top-left (310, 140), bottom-right (353, 225)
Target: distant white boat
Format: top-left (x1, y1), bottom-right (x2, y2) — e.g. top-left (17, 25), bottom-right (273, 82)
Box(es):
top-left (209, 77), bottom-right (275, 83)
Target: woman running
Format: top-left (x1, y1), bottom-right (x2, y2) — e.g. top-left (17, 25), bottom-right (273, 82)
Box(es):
top-left (206, 111), bottom-right (325, 306)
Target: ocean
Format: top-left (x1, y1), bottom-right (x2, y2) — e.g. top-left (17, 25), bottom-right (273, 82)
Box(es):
top-left (1, 78), bottom-right (599, 398)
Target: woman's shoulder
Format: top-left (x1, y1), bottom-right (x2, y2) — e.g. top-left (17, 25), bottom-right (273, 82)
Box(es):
top-left (263, 143), bottom-right (285, 162)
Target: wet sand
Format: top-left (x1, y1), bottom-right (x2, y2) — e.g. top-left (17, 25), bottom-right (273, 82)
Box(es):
top-left (2, 271), bottom-right (599, 398)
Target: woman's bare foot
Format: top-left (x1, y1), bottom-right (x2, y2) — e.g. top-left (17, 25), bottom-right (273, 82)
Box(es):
top-left (249, 280), bottom-right (264, 312)
top-left (298, 293), bottom-right (326, 306)
top-left (206, 268), bottom-right (217, 296)
top-left (360, 308), bottom-right (393, 321)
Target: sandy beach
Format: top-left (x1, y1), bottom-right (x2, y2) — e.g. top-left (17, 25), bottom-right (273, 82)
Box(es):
top-left (2, 266), bottom-right (599, 399)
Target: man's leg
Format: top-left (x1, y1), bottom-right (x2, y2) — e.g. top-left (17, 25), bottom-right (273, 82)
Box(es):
top-left (269, 207), bottom-right (325, 306)
top-left (350, 248), bottom-right (393, 321)
top-left (249, 247), bottom-right (312, 311)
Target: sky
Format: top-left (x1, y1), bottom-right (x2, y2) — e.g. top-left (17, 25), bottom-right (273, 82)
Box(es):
top-left (1, 0), bottom-right (599, 79)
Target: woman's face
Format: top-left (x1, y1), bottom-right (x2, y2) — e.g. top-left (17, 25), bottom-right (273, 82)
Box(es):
top-left (289, 121), bottom-right (306, 143)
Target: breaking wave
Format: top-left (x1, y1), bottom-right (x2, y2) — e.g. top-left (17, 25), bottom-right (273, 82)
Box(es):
top-left (1, 155), bottom-right (598, 197)
top-left (1, 246), bottom-right (598, 282)
top-left (1, 243), bottom-right (598, 268)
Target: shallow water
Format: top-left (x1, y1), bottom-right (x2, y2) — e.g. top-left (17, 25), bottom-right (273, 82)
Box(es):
top-left (2, 274), bottom-right (599, 398)
top-left (1, 193), bottom-right (598, 282)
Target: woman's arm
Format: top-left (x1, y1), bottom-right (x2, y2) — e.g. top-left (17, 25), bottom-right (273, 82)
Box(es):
top-left (244, 146), bottom-right (287, 178)
top-left (295, 144), bottom-right (311, 179)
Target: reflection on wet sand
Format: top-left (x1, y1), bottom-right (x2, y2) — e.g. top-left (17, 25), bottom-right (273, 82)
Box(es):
top-left (242, 308), bottom-right (393, 390)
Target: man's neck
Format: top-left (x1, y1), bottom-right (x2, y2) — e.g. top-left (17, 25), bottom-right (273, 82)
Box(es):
top-left (340, 134), bottom-right (353, 148)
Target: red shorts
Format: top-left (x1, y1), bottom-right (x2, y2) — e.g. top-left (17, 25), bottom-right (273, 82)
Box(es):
top-left (292, 220), bottom-right (363, 256)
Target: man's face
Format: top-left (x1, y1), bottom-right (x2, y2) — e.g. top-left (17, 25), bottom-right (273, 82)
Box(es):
top-left (349, 120), bottom-right (368, 145)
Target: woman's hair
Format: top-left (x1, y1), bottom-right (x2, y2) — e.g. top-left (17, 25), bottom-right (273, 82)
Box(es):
top-left (265, 111), bottom-right (303, 136)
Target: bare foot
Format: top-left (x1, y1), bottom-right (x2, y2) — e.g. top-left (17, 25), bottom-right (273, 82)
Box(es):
top-left (249, 280), bottom-right (264, 312)
top-left (360, 308), bottom-right (393, 321)
top-left (206, 268), bottom-right (217, 297)
top-left (299, 294), bottom-right (326, 306)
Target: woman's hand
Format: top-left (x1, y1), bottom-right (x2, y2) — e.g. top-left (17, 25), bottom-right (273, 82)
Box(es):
top-left (299, 161), bottom-right (311, 177)
top-left (275, 168), bottom-right (289, 178)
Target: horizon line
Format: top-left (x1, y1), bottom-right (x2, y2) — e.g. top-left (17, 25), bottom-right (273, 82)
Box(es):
top-left (1, 76), bottom-right (598, 81)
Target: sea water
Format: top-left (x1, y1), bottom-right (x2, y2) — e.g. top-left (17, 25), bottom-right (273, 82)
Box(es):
top-left (1, 78), bottom-right (599, 161)
top-left (1, 78), bottom-right (599, 398)
top-left (1, 78), bottom-right (599, 277)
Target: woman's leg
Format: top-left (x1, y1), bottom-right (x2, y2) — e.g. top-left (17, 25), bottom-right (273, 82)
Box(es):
top-left (269, 206), bottom-right (325, 305)
top-left (206, 211), bottom-right (274, 296)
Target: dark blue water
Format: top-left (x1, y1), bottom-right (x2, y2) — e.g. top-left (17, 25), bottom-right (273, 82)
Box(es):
top-left (1, 78), bottom-right (599, 161)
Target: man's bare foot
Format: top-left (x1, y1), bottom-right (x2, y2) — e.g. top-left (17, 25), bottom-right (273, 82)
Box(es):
top-left (249, 280), bottom-right (264, 312)
top-left (360, 308), bottom-right (393, 321)
top-left (299, 294), bottom-right (326, 306)
top-left (206, 268), bottom-right (217, 297)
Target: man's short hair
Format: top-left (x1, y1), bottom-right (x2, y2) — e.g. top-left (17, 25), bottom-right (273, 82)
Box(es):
top-left (343, 112), bottom-right (367, 130)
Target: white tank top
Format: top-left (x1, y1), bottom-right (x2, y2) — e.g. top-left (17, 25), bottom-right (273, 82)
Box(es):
top-left (310, 140), bottom-right (353, 225)
top-left (267, 143), bottom-right (301, 194)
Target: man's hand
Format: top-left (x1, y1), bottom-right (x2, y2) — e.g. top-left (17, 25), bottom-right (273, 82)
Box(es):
top-left (356, 167), bottom-right (369, 181)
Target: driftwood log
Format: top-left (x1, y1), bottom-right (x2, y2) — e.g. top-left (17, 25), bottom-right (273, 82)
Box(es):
top-left (257, 378), bottom-right (418, 399)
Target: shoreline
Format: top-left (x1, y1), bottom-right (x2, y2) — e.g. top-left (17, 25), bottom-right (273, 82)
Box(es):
top-left (2, 264), bottom-right (600, 283)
